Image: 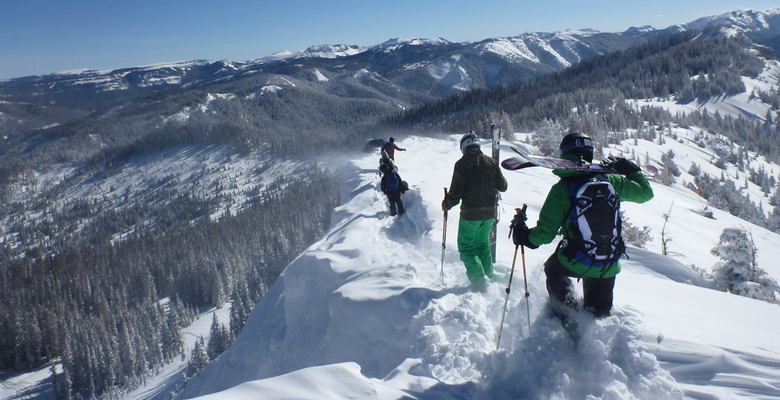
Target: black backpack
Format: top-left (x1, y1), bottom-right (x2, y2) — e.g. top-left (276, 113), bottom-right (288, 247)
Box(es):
top-left (562, 174), bottom-right (625, 274)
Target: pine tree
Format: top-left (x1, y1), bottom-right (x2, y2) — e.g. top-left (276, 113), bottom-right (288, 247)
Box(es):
top-left (229, 283), bottom-right (255, 339)
top-left (53, 364), bottom-right (73, 400)
top-left (532, 119), bottom-right (565, 156)
top-left (229, 291), bottom-right (247, 339)
top-left (660, 150), bottom-right (681, 186)
top-left (206, 313), bottom-right (231, 360)
top-left (161, 306), bottom-right (184, 362)
top-left (710, 228), bottom-right (779, 302)
top-left (622, 216), bottom-right (653, 248)
top-left (188, 336), bottom-right (209, 376)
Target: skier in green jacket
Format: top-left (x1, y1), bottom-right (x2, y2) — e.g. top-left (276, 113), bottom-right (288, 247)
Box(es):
top-left (512, 132), bottom-right (653, 325)
top-left (443, 133), bottom-right (508, 289)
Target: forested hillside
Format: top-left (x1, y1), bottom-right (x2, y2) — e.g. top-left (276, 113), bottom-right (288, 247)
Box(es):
top-left (0, 165), bottom-right (339, 398)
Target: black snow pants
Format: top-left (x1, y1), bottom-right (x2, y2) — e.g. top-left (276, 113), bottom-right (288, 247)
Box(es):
top-left (543, 253), bottom-right (615, 321)
top-left (387, 192), bottom-right (404, 216)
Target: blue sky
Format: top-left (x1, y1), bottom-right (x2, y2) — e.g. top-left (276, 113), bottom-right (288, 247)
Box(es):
top-left (1, 0), bottom-right (778, 80)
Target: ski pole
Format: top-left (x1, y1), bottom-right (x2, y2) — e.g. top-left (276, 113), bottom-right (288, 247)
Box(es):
top-left (520, 221), bottom-right (532, 335)
top-left (441, 187), bottom-right (448, 285)
top-left (496, 205), bottom-right (527, 348)
top-left (496, 240), bottom-right (519, 349)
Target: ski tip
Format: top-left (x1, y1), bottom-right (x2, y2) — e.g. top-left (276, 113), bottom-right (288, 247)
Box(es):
top-left (642, 165), bottom-right (659, 176)
top-left (508, 143), bottom-right (533, 156)
top-left (501, 157), bottom-right (535, 171)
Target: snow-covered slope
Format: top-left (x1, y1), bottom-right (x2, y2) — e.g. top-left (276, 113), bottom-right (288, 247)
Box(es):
top-left (177, 135), bottom-right (780, 400)
top-left (627, 58), bottom-right (780, 124)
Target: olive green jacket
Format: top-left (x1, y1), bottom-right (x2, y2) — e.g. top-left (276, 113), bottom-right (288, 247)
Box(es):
top-left (445, 148), bottom-right (508, 221)
top-left (528, 168), bottom-right (654, 278)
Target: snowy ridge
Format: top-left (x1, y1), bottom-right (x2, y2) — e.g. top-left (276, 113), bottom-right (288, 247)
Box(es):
top-left (256, 38), bottom-right (451, 63)
top-left (478, 31), bottom-right (595, 68)
top-left (177, 135), bottom-right (780, 400)
top-left (681, 8), bottom-right (780, 34)
top-left (373, 37), bottom-right (452, 52)
top-left (479, 37), bottom-right (541, 63)
top-left (298, 44), bottom-right (366, 59)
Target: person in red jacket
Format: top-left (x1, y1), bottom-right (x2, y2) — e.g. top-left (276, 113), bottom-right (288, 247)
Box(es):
top-left (381, 137), bottom-right (406, 161)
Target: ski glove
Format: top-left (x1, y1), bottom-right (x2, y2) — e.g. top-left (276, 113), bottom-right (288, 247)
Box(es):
top-left (512, 225), bottom-right (537, 249)
top-left (441, 198), bottom-right (451, 211)
top-left (613, 158), bottom-right (641, 175)
top-left (509, 210), bottom-right (538, 249)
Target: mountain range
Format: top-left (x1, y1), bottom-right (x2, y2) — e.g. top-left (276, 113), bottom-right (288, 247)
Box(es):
top-left (1, 9), bottom-right (778, 138)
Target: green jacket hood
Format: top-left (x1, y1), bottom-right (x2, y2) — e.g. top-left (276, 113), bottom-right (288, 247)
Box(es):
top-left (552, 169), bottom-right (587, 178)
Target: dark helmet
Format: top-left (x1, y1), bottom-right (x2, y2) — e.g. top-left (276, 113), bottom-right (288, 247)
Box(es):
top-left (389, 137), bottom-right (395, 143)
top-left (559, 132), bottom-right (594, 163)
top-left (459, 132), bottom-right (481, 154)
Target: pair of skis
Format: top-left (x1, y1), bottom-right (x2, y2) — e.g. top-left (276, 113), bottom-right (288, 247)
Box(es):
top-left (501, 143), bottom-right (658, 176)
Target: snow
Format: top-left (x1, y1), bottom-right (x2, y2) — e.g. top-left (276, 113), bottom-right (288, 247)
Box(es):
top-left (478, 32), bottom-right (585, 68)
top-left (0, 367), bottom-right (55, 399)
top-left (312, 69), bottom-right (329, 82)
top-left (123, 304), bottom-right (232, 400)
top-left (257, 50), bottom-right (297, 63)
top-left (627, 59), bottom-right (780, 123)
top-left (173, 134), bottom-right (780, 400)
top-left (681, 9), bottom-right (780, 34)
top-left (374, 38), bottom-right (451, 53)
top-left (479, 37), bottom-right (540, 63)
top-left (0, 145), bottom-right (302, 250)
top-left (299, 44), bottom-right (365, 59)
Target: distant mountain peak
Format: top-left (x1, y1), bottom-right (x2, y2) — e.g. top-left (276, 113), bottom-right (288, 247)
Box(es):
top-left (300, 43), bottom-right (366, 59)
top-left (624, 25), bottom-right (656, 34)
top-left (555, 28), bottom-right (602, 37)
top-left (375, 37), bottom-right (451, 48)
top-left (681, 8), bottom-right (780, 34)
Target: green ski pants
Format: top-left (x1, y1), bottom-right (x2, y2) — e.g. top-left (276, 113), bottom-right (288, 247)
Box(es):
top-left (457, 218), bottom-right (495, 287)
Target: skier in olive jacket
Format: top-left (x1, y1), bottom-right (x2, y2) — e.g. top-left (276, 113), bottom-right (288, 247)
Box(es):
top-left (443, 133), bottom-right (508, 289)
top-left (512, 132), bottom-right (653, 324)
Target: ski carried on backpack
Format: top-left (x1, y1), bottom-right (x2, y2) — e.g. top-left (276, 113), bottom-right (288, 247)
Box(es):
top-left (501, 143), bottom-right (657, 176)
top-left (502, 155), bottom-right (620, 173)
top-left (502, 143), bottom-right (617, 173)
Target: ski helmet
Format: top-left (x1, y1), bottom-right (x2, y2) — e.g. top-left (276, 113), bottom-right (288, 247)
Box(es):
top-left (389, 137), bottom-right (395, 143)
top-left (559, 132), bottom-right (594, 163)
top-left (460, 132), bottom-right (480, 154)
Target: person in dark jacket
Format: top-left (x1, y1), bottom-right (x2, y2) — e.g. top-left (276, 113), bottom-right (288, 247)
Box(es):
top-left (380, 164), bottom-right (405, 216)
top-left (442, 133), bottom-right (508, 289)
top-left (381, 137), bottom-right (406, 161)
top-left (512, 132), bottom-right (654, 326)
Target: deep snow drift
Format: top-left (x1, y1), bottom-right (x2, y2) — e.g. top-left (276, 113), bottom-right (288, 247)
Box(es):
top-left (177, 134), bottom-right (780, 400)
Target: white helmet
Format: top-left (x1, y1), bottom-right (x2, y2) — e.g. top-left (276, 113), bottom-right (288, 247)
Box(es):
top-left (460, 132), bottom-right (480, 154)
